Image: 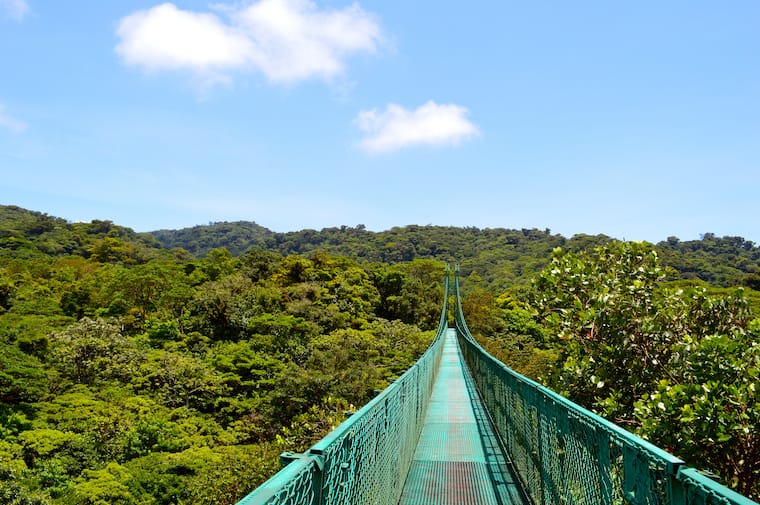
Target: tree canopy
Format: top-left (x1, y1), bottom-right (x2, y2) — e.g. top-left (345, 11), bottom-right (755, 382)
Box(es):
top-left (2, 205), bottom-right (759, 501)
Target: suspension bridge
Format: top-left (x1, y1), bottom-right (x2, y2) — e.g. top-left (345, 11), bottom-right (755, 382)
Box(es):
top-left (237, 267), bottom-right (757, 505)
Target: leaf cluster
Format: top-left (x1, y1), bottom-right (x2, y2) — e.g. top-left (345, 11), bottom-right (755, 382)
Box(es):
top-left (0, 207), bottom-right (448, 504)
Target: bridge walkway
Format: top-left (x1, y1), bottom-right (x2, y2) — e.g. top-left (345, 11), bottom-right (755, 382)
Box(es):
top-left (399, 329), bottom-right (527, 505)
top-left (235, 269), bottom-right (757, 505)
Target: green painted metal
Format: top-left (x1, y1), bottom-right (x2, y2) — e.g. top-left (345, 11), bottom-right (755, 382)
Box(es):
top-left (237, 267), bottom-right (759, 505)
top-left (398, 328), bottom-right (528, 505)
top-left (452, 266), bottom-right (758, 505)
top-left (236, 269), bottom-right (451, 505)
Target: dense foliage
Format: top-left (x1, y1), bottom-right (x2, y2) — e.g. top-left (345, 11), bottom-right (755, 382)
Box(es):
top-left (1, 206), bottom-right (444, 504)
top-left (148, 219), bottom-right (760, 290)
top-left (149, 222), bottom-right (271, 258)
top-left (465, 242), bottom-right (759, 498)
top-left (3, 205), bottom-right (760, 501)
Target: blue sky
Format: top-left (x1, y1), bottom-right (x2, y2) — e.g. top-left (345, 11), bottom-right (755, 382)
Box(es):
top-left (1, 1), bottom-right (758, 243)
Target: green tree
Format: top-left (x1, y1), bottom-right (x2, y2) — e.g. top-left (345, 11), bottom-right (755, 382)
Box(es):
top-left (531, 242), bottom-right (751, 423)
top-left (0, 482), bottom-right (52, 505)
top-left (134, 350), bottom-right (225, 411)
top-left (634, 322), bottom-right (760, 499)
top-left (0, 344), bottom-right (48, 404)
top-left (530, 241), bottom-right (758, 495)
top-left (188, 273), bottom-right (259, 340)
top-left (49, 318), bottom-right (139, 386)
top-left (463, 292), bottom-right (552, 381)
top-left (531, 242), bottom-right (671, 420)
top-left (0, 271), bottom-right (13, 313)
top-left (87, 238), bottom-right (139, 265)
top-left (68, 462), bottom-right (136, 505)
top-left (17, 429), bottom-right (76, 469)
top-left (106, 262), bottom-right (188, 323)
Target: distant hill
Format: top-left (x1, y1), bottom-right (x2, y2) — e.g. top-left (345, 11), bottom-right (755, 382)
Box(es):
top-left (149, 221), bottom-right (272, 257)
top-left (149, 222), bottom-right (602, 290)
top-left (3, 205), bottom-right (759, 290)
top-left (0, 205), bottom-right (162, 261)
top-left (149, 220), bottom-right (760, 291)
top-left (656, 234), bottom-right (760, 288)
top-left (151, 221), bottom-right (760, 290)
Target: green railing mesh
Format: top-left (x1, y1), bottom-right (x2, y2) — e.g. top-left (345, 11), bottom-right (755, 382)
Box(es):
top-left (452, 268), bottom-right (757, 505)
top-left (238, 268), bottom-right (757, 505)
top-left (236, 271), bottom-right (451, 505)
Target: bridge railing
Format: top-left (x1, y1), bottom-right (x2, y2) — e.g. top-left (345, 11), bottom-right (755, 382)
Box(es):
top-left (236, 269), bottom-right (450, 505)
top-left (453, 268), bottom-right (757, 505)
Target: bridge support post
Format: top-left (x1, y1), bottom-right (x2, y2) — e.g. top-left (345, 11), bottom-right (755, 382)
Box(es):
top-left (279, 452), bottom-right (325, 505)
top-left (306, 450), bottom-right (326, 505)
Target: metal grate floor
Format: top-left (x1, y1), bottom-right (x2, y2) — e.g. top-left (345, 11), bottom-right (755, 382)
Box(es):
top-left (398, 329), bottom-right (528, 505)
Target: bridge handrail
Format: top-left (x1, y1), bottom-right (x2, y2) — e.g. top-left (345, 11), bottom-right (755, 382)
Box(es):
top-left (452, 267), bottom-right (757, 505)
top-left (237, 266), bottom-right (451, 505)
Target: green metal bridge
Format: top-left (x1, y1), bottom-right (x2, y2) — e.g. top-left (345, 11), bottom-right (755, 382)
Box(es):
top-left (237, 268), bottom-right (757, 505)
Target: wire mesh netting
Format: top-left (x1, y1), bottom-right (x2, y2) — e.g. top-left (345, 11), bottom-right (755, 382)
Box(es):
top-left (237, 457), bottom-right (318, 505)
top-left (237, 268), bottom-right (757, 505)
top-left (452, 269), bottom-right (757, 505)
top-left (236, 273), bottom-right (450, 505)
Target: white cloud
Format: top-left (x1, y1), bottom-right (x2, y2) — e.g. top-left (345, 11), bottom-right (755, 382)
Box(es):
top-left (115, 4), bottom-right (253, 72)
top-left (115, 0), bottom-right (382, 86)
top-left (0, 104), bottom-right (27, 133)
top-left (356, 101), bottom-right (480, 154)
top-left (0, 0), bottom-right (29, 21)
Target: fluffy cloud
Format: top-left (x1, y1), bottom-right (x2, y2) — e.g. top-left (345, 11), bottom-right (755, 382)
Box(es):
top-left (0, 104), bottom-right (27, 133)
top-left (115, 0), bottom-right (382, 86)
top-left (115, 4), bottom-right (253, 72)
top-left (0, 0), bottom-right (29, 21)
top-left (356, 101), bottom-right (479, 154)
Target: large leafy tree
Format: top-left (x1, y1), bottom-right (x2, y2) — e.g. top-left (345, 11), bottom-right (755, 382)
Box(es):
top-left (530, 241), bottom-right (758, 497)
top-left (49, 318), bottom-right (139, 386)
top-left (635, 324), bottom-right (760, 499)
top-left (532, 242), bottom-right (752, 420)
top-left (0, 344), bottom-right (48, 404)
top-left (531, 242), bottom-right (674, 421)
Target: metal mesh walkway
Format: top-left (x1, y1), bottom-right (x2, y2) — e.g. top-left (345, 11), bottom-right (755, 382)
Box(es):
top-left (235, 268), bottom-right (758, 505)
top-left (399, 329), bottom-right (527, 505)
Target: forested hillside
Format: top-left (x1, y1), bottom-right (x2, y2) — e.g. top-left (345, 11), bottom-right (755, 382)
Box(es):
top-left (2, 205), bottom-right (759, 501)
top-left (1, 206), bottom-right (444, 504)
top-left (1, 206), bottom-right (162, 261)
top-left (150, 222), bottom-right (272, 258)
top-left (149, 220), bottom-right (760, 291)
